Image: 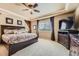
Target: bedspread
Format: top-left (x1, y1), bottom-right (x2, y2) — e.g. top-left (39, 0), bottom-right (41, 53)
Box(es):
top-left (2, 33), bottom-right (37, 44)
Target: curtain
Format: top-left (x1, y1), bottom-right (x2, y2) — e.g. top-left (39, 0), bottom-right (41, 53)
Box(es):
top-left (50, 17), bottom-right (55, 41)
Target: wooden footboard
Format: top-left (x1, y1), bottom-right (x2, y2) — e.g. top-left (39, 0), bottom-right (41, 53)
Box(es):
top-left (9, 37), bottom-right (38, 56)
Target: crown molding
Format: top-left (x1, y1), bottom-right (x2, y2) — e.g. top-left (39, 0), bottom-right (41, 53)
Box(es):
top-left (0, 8), bottom-right (29, 20)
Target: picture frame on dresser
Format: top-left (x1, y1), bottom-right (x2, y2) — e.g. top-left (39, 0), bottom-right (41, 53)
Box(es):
top-left (6, 17), bottom-right (13, 24)
top-left (17, 20), bottom-right (22, 25)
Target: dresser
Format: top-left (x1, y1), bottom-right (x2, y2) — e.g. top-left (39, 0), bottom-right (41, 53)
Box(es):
top-left (69, 33), bottom-right (79, 56)
top-left (58, 30), bottom-right (70, 50)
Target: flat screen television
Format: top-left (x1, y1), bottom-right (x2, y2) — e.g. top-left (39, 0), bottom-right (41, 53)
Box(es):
top-left (59, 19), bottom-right (74, 30)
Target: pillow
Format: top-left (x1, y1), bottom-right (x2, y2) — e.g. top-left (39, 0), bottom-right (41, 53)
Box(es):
top-left (13, 29), bottom-right (18, 34)
top-left (4, 29), bottom-right (14, 34)
top-left (4, 29), bottom-right (28, 34)
top-left (18, 29), bottom-right (28, 33)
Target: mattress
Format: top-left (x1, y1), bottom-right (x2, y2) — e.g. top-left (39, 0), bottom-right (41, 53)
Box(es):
top-left (2, 33), bottom-right (37, 44)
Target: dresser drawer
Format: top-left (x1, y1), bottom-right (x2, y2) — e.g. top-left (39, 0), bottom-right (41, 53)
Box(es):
top-left (58, 33), bottom-right (70, 49)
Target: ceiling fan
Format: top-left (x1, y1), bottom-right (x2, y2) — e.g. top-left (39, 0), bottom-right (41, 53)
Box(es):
top-left (22, 3), bottom-right (40, 14)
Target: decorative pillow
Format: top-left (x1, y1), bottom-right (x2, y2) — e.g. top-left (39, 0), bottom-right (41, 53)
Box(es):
top-left (13, 29), bottom-right (18, 34)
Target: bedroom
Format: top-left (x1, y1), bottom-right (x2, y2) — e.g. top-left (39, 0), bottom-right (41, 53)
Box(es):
top-left (0, 3), bottom-right (79, 56)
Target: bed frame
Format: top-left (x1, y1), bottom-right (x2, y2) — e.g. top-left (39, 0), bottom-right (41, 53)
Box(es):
top-left (0, 25), bottom-right (38, 56)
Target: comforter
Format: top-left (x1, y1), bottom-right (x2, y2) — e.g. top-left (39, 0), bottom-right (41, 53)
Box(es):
top-left (2, 33), bottom-right (37, 44)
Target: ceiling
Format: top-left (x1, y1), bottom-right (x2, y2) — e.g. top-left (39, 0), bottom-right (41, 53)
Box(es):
top-left (0, 3), bottom-right (78, 20)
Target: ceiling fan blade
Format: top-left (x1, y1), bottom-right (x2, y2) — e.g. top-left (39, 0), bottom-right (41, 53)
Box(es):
top-left (22, 3), bottom-right (32, 9)
top-left (33, 3), bottom-right (38, 8)
top-left (34, 9), bottom-right (40, 13)
top-left (22, 9), bottom-right (29, 11)
top-left (22, 3), bottom-right (28, 7)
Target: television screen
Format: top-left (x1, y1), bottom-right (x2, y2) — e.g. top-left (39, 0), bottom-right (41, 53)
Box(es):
top-left (60, 22), bottom-right (67, 30)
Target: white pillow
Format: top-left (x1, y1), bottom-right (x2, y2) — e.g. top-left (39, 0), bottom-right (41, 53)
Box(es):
top-left (4, 29), bottom-right (28, 34)
top-left (18, 29), bottom-right (28, 33)
top-left (13, 30), bottom-right (18, 34)
top-left (4, 29), bottom-right (14, 34)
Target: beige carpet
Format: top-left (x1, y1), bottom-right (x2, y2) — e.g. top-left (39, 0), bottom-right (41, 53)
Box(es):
top-left (12, 38), bottom-right (69, 56)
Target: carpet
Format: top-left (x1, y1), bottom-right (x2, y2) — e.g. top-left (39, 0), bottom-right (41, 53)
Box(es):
top-left (12, 38), bottom-right (69, 56)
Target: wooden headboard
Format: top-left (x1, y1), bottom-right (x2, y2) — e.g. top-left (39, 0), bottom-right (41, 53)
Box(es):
top-left (0, 25), bottom-right (25, 35)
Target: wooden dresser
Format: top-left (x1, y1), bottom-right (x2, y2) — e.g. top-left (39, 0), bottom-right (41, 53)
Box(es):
top-left (69, 30), bottom-right (79, 56)
top-left (58, 30), bottom-right (70, 50)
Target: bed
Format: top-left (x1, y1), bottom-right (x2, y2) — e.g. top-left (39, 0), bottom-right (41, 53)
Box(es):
top-left (0, 25), bottom-right (38, 56)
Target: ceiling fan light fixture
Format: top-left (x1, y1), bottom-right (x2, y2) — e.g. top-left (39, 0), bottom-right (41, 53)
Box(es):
top-left (28, 4), bottom-right (33, 8)
top-left (22, 3), bottom-right (40, 14)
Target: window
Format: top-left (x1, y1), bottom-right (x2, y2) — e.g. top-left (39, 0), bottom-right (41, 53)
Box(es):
top-left (38, 19), bottom-right (51, 31)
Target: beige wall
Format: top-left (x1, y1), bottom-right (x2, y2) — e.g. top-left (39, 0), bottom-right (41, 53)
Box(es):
top-left (31, 21), bottom-right (37, 33)
top-left (54, 12), bottom-right (75, 41)
top-left (0, 14), bottom-right (29, 30)
top-left (0, 14), bottom-right (25, 26)
top-left (38, 31), bottom-right (51, 39)
top-left (75, 6), bottom-right (79, 29)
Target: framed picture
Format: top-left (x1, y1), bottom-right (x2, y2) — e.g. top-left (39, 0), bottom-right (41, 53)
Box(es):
top-left (17, 20), bottom-right (22, 25)
top-left (6, 17), bottom-right (13, 24)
